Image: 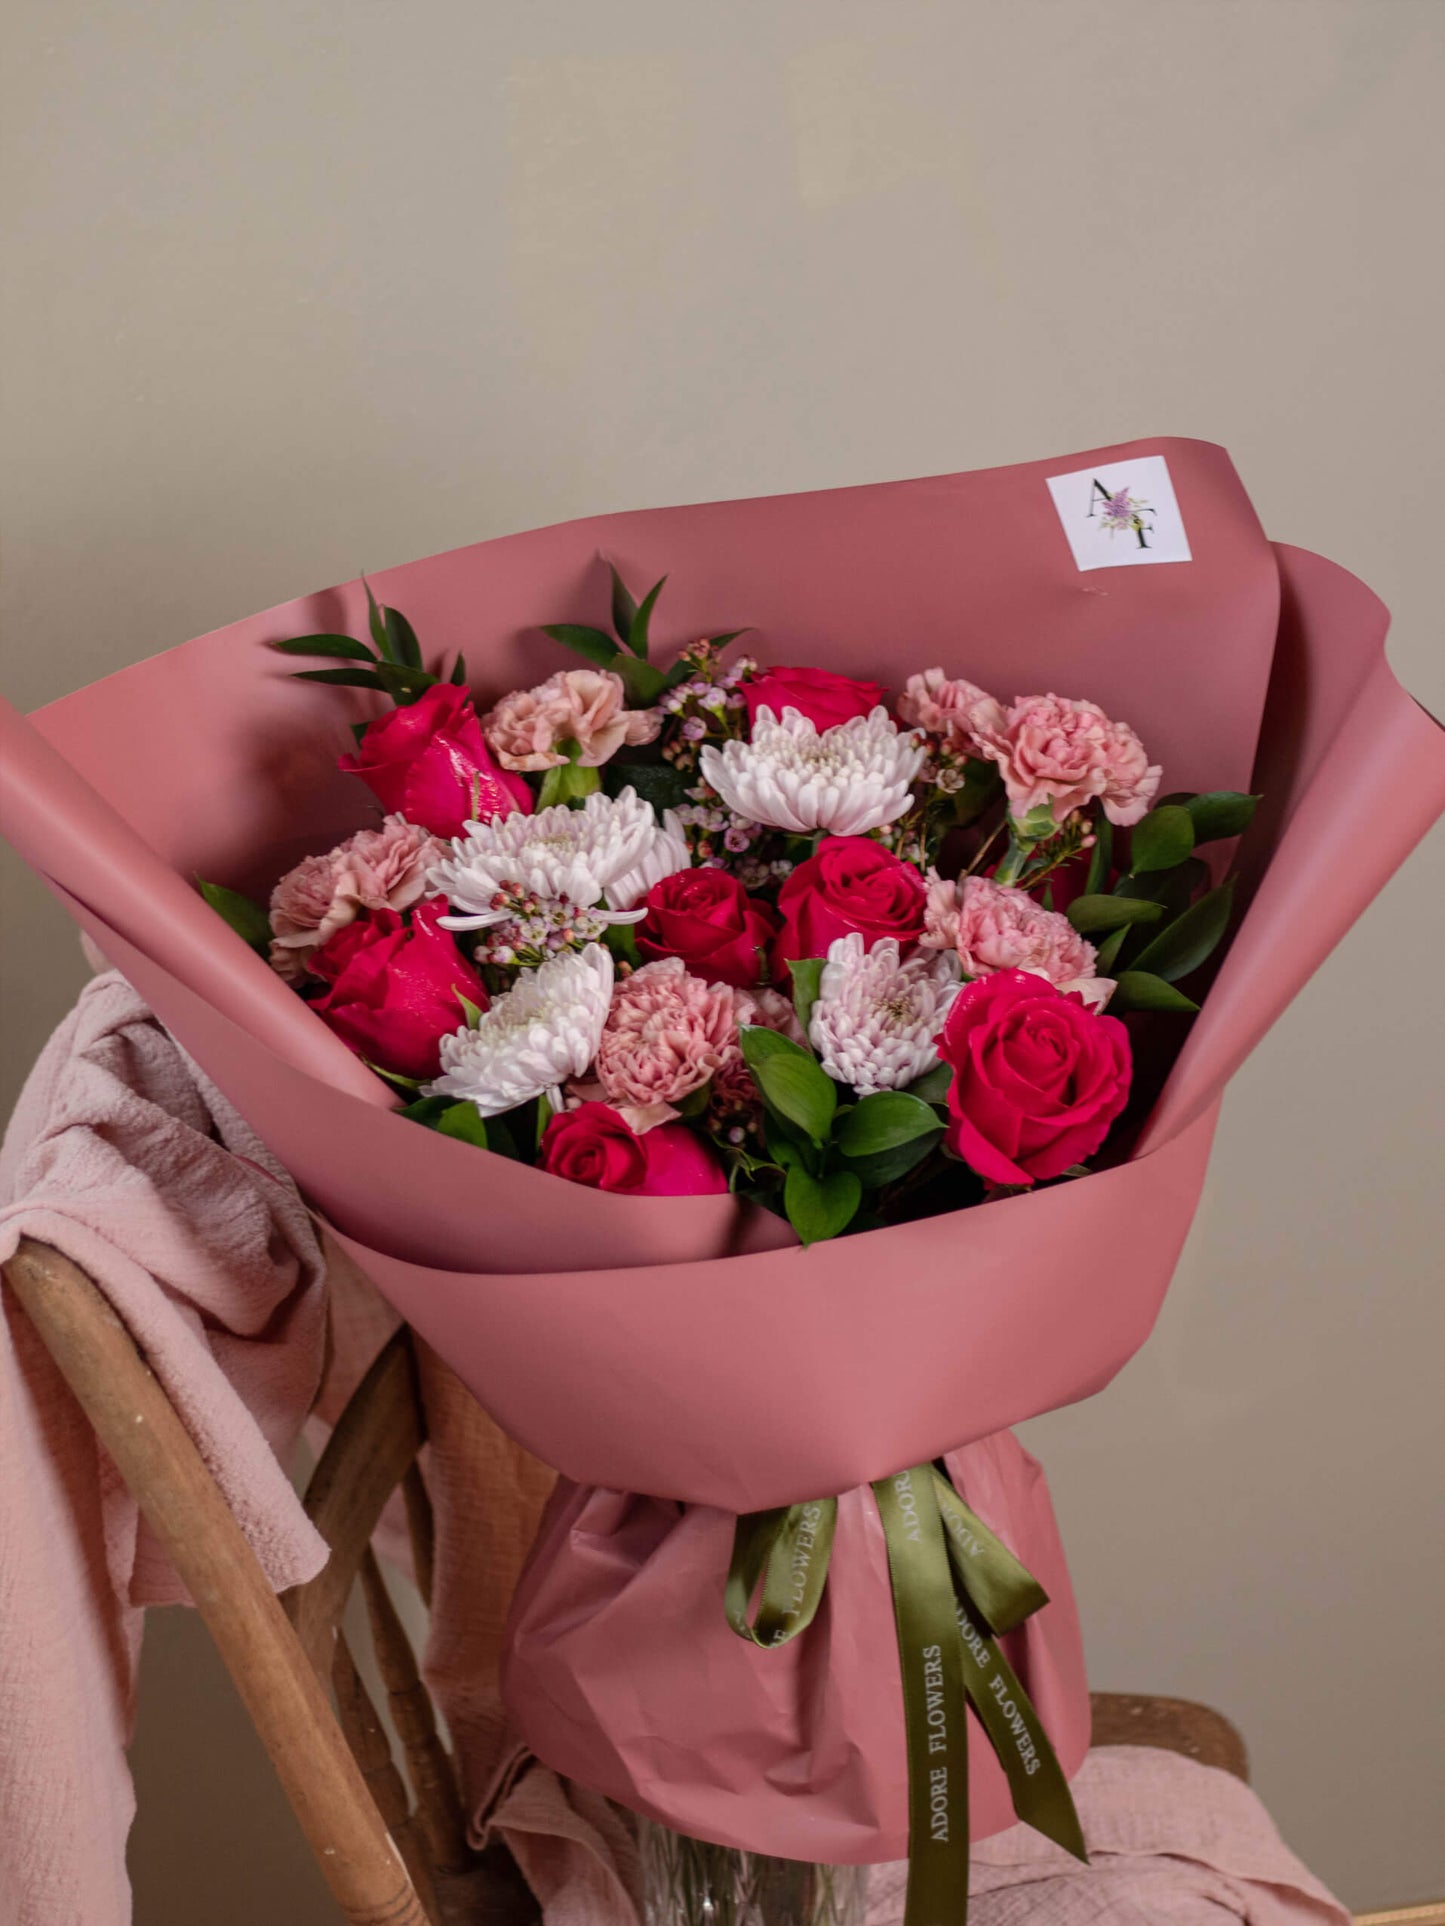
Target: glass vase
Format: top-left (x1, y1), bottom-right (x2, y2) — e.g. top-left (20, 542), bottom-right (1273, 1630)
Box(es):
top-left (639, 1821), bottom-right (868, 1926)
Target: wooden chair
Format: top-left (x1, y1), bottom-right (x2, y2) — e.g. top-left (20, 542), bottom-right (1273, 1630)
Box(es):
top-left (6, 1235), bottom-right (1435, 1926)
top-left (3, 1236), bottom-right (536, 1926)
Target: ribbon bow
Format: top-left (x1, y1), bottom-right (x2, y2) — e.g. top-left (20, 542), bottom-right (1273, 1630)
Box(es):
top-left (727, 1463), bottom-right (1087, 1924)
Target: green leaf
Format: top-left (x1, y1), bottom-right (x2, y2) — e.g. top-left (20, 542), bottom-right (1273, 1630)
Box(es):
top-left (455, 992), bottom-right (486, 1030)
top-left (604, 759), bottom-right (694, 816)
top-left (372, 661), bottom-right (438, 704)
top-left (1112, 857), bottom-right (1208, 913)
top-left (363, 579), bottom-right (389, 657)
top-left (784, 1164), bottom-right (862, 1245)
top-left (400, 1094), bottom-right (496, 1149)
top-left (905, 1061), bottom-right (953, 1106)
top-left (1107, 971), bottom-right (1200, 1014)
top-left (541, 623), bottom-right (619, 668)
top-left (1067, 893), bottom-right (1167, 935)
top-left (1129, 803), bottom-right (1195, 874)
top-left (1094, 924), bottom-right (1129, 973)
top-left (293, 666), bottom-right (390, 691)
top-left (839, 1130), bottom-right (942, 1190)
top-left (536, 761), bottom-right (603, 809)
top-left (197, 878), bottom-right (272, 953)
top-left (383, 605), bottom-right (424, 670)
top-left (613, 652), bottom-right (667, 706)
top-left (739, 1028), bottom-right (837, 1142)
top-left (272, 633), bottom-right (376, 662)
top-left (1084, 810), bottom-right (1114, 895)
top-left (787, 958), bottom-right (825, 1043)
top-left (625, 575), bottom-right (668, 660)
top-left (609, 564), bottom-right (639, 645)
top-left (836, 1090), bottom-right (941, 1158)
top-left (449, 652), bottom-right (468, 685)
top-left (1184, 790), bottom-right (1261, 843)
top-left (603, 918), bottom-right (641, 966)
top-left (1131, 880), bottom-right (1235, 982)
top-left (435, 1100), bottom-right (490, 1148)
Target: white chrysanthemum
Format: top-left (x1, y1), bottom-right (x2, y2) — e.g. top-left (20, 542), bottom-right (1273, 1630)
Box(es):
top-left (808, 934), bottom-right (960, 1097)
top-left (424, 944), bottom-right (615, 1118)
top-left (699, 706), bottom-right (925, 837)
top-left (604, 808), bottom-right (691, 912)
top-left (428, 787), bottom-right (658, 930)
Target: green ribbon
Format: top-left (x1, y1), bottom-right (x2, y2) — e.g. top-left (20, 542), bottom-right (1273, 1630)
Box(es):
top-left (725, 1463), bottom-right (1087, 1925)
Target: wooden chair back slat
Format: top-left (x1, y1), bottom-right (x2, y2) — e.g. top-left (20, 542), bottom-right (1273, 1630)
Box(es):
top-left (3, 1238), bottom-right (430, 1926)
top-left (286, 1325), bottom-right (426, 1672)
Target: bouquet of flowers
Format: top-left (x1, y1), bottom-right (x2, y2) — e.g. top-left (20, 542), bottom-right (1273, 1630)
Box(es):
top-left (3, 439), bottom-right (1441, 1926)
top-left (235, 565), bottom-right (1251, 1250)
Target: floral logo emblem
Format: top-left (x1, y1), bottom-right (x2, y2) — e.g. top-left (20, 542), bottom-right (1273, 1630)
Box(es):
top-left (1087, 479), bottom-right (1155, 549)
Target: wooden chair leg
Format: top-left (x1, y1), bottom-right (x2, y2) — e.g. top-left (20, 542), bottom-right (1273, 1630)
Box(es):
top-left (5, 1239), bottom-right (429, 1926)
top-left (358, 1548), bottom-right (471, 1879)
top-left (332, 1631), bottom-right (439, 1924)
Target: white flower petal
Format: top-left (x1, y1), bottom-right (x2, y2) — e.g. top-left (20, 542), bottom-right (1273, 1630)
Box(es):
top-left (426, 787), bottom-right (660, 920)
top-left (700, 706), bottom-right (925, 838)
top-left (425, 944), bottom-right (615, 1118)
top-left (605, 808), bottom-right (692, 912)
top-left (808, 933), bottom-right (959, 1097)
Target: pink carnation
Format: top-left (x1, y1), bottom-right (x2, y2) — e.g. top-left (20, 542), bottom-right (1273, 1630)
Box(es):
top-left (976, 692), bottom-right (1161, 829)
top-left (594, 957), bottom-right (747, 1109)
top-left (483, 667), bottom-right (660, 771)
top-left (896, 669), bottom-right (1003, 754)
top-left (268, 816), bottom-right (445, 982)
top-left (922, 872), bottom-right (1111, 1011)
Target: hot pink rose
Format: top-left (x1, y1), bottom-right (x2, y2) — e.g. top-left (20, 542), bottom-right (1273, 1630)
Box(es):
top-left (483, 667), bottom-right (660, 772)
top-left (743, 665), bottom-right (884, 733)
top-left (638, 868), bottom-right (780, 988)
top-left (976, 693), bottom-right (1161, 829)
top-left (540, 1102), bottom-right (727, 1196)
top-left (310, 899), bottom-right (488, 1081)
top-left (771, 837), bottom-right (927, 980)
top-left (340, 683), bottom-right (533, 838)
top-left (922, 873), bottom-right (1110, 1010)
top-left (268, 815), bottom-right (445, 982)
top-left (896, 670), bottom-right (1003, 754)
top-left (595, 957), bottom-right (745, 1109)
top-left (938, 969), bottom-right (1131, 1186)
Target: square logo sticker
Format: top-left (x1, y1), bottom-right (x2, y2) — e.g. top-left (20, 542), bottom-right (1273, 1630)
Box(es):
top-left (1046, 454), bottom-right (1191, 571)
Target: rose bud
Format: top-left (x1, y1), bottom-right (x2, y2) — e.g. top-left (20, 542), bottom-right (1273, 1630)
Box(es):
top-left (340, 682), bottom-right (533, 839)
top-left (937, 969), bottom-right (1131, 1186)
top-left (742, 664), bottom-right (885, 734)
top-left (638, 869), bottom-right (780, 989)
top-left (540, 1102), bottom-right (728, 1196)
top-left (771, 836), bottom-right (927, 981)
top-left (310, 899), bottom-right (488, 1082)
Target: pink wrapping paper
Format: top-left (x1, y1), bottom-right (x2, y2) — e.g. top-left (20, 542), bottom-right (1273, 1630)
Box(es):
top-left (502, 1432), bottom-right (1087, 1864)
top-left (3, 441), bottom-right (1438, 1510)
top-left (3, 439), bottom-right (1442, 1861)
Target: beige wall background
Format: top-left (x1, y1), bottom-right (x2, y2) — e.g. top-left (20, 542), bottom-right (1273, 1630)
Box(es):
top-left (3, 1), bottom-right (1442, 1916)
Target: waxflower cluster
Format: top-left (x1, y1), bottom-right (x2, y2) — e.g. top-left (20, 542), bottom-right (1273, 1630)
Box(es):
top-left (202, 570), bottom-right (1256, 1243)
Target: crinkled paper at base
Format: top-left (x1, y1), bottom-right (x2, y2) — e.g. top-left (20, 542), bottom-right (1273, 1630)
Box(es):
top-left (501, 1433), bottom-right (1087, 1865)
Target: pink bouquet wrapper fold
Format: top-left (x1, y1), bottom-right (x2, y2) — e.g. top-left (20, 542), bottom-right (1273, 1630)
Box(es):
top-left (4, 440), bottom-right (1440, 1511)
top-left (5, 437), bottom-right (1441, 1865)
top-left (501, 1431), bottom-right (1085, 1863)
